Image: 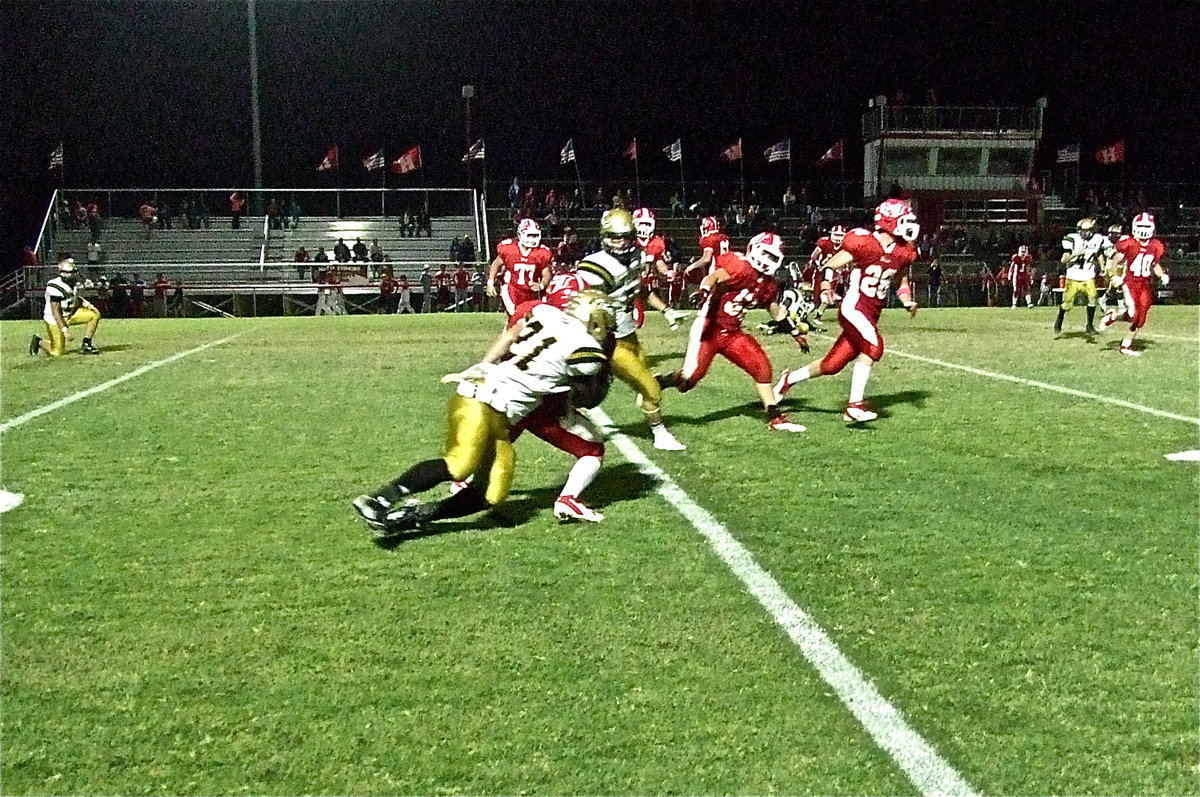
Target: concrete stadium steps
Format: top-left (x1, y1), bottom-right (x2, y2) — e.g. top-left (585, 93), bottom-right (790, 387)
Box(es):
top-left (54, 219), bottom-right (265, 265)
top-left (264, 216), bottom-right (479, 263)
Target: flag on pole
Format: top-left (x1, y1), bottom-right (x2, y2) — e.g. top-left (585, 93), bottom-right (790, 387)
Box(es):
top-left (392, 146), bottom-right (422, 174)
top-left (363, 149), bottom-right (385, 171)
top-left (663, 139), bottom-right (682, 162)
top-left (461, 138), bottom-right (485, 163)
top-left (625, 138), bottom-right (638, 160)
top-left (720, 138), bottom-right (743, 162)
top-left (816, 139), bottom-right (844, 165)
top-left (560, 138), bottom-right (576, 165)
top-left (1094, 141), bottom-right (1125, 165)
top-left (1056, 144), bottom-right (1080, 164)
top-left (49, 142), bottom-right (63, 170)
top-left (317, 145), bottom-right (338, 172)
top-left (763, 139), bottom-right (791, 163)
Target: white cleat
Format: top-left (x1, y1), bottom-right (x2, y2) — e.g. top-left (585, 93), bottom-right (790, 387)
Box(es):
top-left (1099, 310), bottom-right (1120, 330)
top-left (842, 403), bottom-right (878, 424)
top-left (652, 427), bottom-right (687, 451)
top-left (1119, 346), bottom-right (1141, 357)
top-left (772, 368), bottom-right (794, 405)
top-left (553, 495), bottom-right (604, 522)
top-left (767, 415), bottom-right (806, 433)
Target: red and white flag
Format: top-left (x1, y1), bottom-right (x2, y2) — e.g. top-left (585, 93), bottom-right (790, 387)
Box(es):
top-left (363, 149), bottom-right (385, 171)
top-left (816, 139), bottom-right (843, 166)
top-left (392, 146), bottom-right (422, 174)
top-left (625, 138), bottom-right (638, 160)
top-left (316, 145), bottom-right (338, 172)
top-left (719, 138), bottom-right (742, 162)
top-left (1095, 141), bottom-right (1125, 165)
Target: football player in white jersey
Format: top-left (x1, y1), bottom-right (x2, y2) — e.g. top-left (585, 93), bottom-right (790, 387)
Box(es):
top-left (352, 291), bottom-right (615, 538)
top-left (576, 209), bottom-right (686, 451)
top-left (30, 258), bottom-right (102, 357)
top-left (1054, 217), bottom-right (1114, 336)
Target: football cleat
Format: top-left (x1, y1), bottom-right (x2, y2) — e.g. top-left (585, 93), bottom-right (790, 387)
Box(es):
top-left (663, 307), bottom-right (691, 330)
top-left (553, 495), bottom-right (604, 522)
top-left (382, 498), bottom-right (428, 533)
top-left (767, 415), bottom-right (806, 433)
top-left (80, 342), bottom-right (101, 355)
top-left (448, 480), bottom-right (471, 496)
top-left (1119, 346), bottom-right (1141, 357)
top-left (352, 495), bottom-right (391, 531)
top-left (843, 402), bottom-right (878, 424)
top-left (29, 335), bottom-right (40, 356)
top-left (651, 426), bottom-right (686, 451)
top-left (772, 369), bottom-right (794, 405)
top-left (1099, 310), bottom-right (1119, 330)
top-left (1085, 325), bottom-right (1098, 336)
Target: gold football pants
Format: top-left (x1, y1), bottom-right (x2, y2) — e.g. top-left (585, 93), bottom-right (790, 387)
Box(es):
top-left (612, 333), bottom-right (661, 409)
top-left (443, 394), bottom-right (515, 506)
top-left (43, 306), bottom-right (101, 358)
top-left (1061, 278), bottom-right (1097, 309)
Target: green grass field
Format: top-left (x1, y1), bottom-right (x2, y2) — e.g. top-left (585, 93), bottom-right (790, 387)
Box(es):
top-left (2, 305), bottom-right (1197, 796)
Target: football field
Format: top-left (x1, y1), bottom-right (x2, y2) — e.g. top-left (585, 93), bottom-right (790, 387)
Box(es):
top-left (1, 305), bottom-right (1197, 795)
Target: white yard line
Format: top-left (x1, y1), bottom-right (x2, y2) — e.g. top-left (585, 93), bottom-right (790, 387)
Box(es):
top-left (1165, 450), bottom-right (1200, 462)
top-left (0, 489), bottom-right (25, 513)
top-left (1, 332), bottom-right (247, 435)
top-left (586, 406), bottom-right (978, 797)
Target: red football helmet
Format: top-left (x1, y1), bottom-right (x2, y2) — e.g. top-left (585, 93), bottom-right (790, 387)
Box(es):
top-left (747, 231), bottom-right (785, 275)
top-left (874, 199), bottom-right (919, 243)
top-left (517, 218), bottom-right (541, 249)
top-left (830, 225), bottom-right (847, 247)
top-left (1132, 212), bottom-right (1155, 243)
top-left (632, 207), bottom-right (656, 241)
top-left (700, 216), bottom-right (721, 237)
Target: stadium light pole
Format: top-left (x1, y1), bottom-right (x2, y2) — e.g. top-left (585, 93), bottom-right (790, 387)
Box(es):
top-left (247, 0), bottom-right (264, 213)
top-left (463, 85), bottom-right (474, 191)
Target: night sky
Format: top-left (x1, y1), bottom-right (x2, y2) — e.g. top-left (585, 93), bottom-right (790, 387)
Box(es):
top-left (3, 0), bottom-right (1198, 267)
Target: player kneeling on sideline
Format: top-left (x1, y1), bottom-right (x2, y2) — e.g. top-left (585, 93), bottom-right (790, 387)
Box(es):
top-left (30, 258), bottom-right (102, 357)
top-left (1098, 212), bottom-right (1170, 357)
top-left (773, 199), bottom-right (920, 424)
top-left (657, 231), bottom-right (808, 432)
top-left (352, 290), bottom-right (616, 538)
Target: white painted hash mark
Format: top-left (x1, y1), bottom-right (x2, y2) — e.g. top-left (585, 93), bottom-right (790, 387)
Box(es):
top-left (586, 406), bottom-right (978, 797)
top-left (1, 332), bottom-right (247, 435)
top-left (0, 490), bottom-right (25, 513)
top-left (1165, 450), bottom-right (1200, 462)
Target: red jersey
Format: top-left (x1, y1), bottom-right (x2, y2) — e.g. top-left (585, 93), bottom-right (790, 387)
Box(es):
top-left (495, 238), bottom-right (553, 288)
top-left (640, 265), bottom-right (662, 293)
top-left (839, 229), bottom-right (918, 318)
top-left (544, 272), bottom-right (585, 308)
top-left (454, 268), bottom-right (470, 290)
top-left (434, 269), bottom-right (453, 290)
top-left (1115, 236), bottom-right (1166, 287)
top-left (705, 252), bottom-right (778, 331)
top-left (809, 237), bottom-right (840, 267)
top-left (1008, 253), bottom-right (1033, 283)
top-left (638, 235), bottom-right (667, 266)
top-left (699, 232), bottom-right (730, 261)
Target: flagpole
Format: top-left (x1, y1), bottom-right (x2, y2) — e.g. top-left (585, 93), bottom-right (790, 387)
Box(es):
top-left (839, 140), bottom-right (846, 208)
top-left (381, 149), bottom-right (387, 217)
top-left (787, 140), bottom-right (793, 203)
top-left (335, 143), bottom-right (342, 219)
top-left (679, 146), bottom-right (686, 211)
top-left (739, 137), bottom-right (745, 208)
top-left (633, 138), bottom-right (641, 207)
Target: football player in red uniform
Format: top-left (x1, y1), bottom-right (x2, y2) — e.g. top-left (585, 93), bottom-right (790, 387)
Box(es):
top-left (486, 218), bottom-right (554, 321)
top-left (774, 199), bottom-right (920, 423)
top-left (684, 216), bottom-right (731, 280)
top-left (633, 208), bottom-right (691, 330)
top-left (1008, 245), bottom-right (1034, 308)
top-left (657, 232), bottom-right (808, 432)
top-left (809, 224), bottom-right (846, 321)
top-left (1099, 212), bottom-right (1170, 356)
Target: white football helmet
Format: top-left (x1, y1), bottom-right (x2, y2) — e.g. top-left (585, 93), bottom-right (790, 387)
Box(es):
top-left (632, 207), bottom-right (655, 241)
top-left (1132, 212), bottom-right (1155, 243)
top-left (517, 218), bottom-right (541, 249)
top-left (747, 231), bottom-right (785, 275)
top-left (874, 199), bottom-right (919, 243)
top-left (700, 216), bottom-right (721, 237)
top-left (829, 225), bottom-right (847, 247)
top-left (1018, 245), bottom-right (1029, 256)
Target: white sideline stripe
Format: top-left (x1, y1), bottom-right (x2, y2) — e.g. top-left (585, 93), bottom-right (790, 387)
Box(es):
top-left (1165, 450), bottom-right (1200, 462)
top-left (0, 332), bottom-right (247, 435)
top-left (0, 489), bottom-right (25, 514)
top-left (586, 406), bottom-right (978, 797)
top-left (882, 346), bottom-right (1200, 426)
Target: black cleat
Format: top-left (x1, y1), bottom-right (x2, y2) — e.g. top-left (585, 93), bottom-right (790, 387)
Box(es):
top-left (29, 335), bottom-right (40, 356)
top-left (352, 495), bottom-right (391, 533)
top-left (80, 342), bottom-right (100, 355)
top-left (382, 499), bottom-right (430, 533)
top-left (1085, 326), bottom-right (1097, 336)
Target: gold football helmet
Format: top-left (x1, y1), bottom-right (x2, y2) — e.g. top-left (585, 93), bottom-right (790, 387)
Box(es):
top-left (600, 209), bottom-right (637, 264)
top-left (1076, 217), bottom-right (1097, 236)
top-left (563, 289), bottom-right (616, 344)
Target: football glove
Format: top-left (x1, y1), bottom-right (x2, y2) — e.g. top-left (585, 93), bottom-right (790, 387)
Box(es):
top-left (1161, 273), bottom-right (1170, 286)
top-left (793, 334), bottom-right (810, 353)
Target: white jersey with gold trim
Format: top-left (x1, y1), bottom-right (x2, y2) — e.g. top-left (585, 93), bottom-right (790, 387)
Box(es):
top-left (1062, 232), bottom-right (1115, 281)
top-left (461, 304), bottom-right (606, 423)
top-left (574, 250), bottom-right (641, 338)
top-left (42, 277), bottom-right (81, 324)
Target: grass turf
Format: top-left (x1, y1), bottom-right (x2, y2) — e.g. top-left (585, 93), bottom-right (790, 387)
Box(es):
top-left (1, 305), bottom-right (1196, 795)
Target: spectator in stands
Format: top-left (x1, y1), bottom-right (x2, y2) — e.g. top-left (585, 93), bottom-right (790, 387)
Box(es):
top-left (351, 237), bottom-right (368, 263)
top-left (458, 235), bottom-right (475, 264)
top-left (178, 197), bottom-right (193, 229)
top-left (416, 206), bottom-right (432, 237)
top-left (86, 240), bottom-right (103, 271)
top-left (557, 226), bottom-right (583, 267)
top-left (139, 198), bottom-right (157, 238)
top-left (288, 197), bottom-right (301, 230)
top-left (397, 272), bottom-right (415, 314)
top-left (130, 274), bottom-right (145, 318)
top-left (471, 267), bottom-right (485, 311)
top-left (87, 199), bottom-right (102, 242)
top-left (448, 236), bottom-right (461, 263)
top-left (294, 246), bottom-right (310, 280)
top-left (73, 201), bottom-right (88, 230)
top-left (196, 195), bottom-right (211, 229)
top-left (917, 233), bottom-right (935, 261)
top-left (229, 192), bottom-right (245, 229)
top-left (379, 268), bottom-right (399, 314)
top-left (266, 197), bottom-right (281, 230)
top-left (171, 280), bottom-right (187, 317)
top-left (669, 191), bottom-right (684, 217)
top-left (782, 186), bottom-right (797, 216)
top-left (152, 273), bottom-right (171, 317)
top-left (454, 263), bottom-right (470, 311)
top-left (157, 199), bottom-right (174, 230)
top-left (434, 264), bottom-right (453, 311)
top-left (927, 259), bottom-right (943, 307)
top-left (508, 177), bottom-right (520, 208)
top-left (333, 238), bottom-right (351, 263)
top-left (369, 238), bottom-right (384, 263)
top-left (419, 266), bottom-right (433, 313)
